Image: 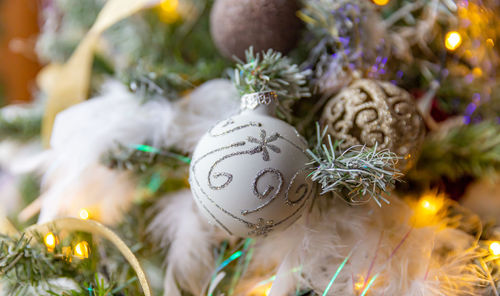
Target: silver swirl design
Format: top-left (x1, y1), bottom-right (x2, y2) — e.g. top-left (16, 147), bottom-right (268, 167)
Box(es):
top-left (190, 117), bottom-right (312, 236)
top-left (241, 168), bottom-right (284, 215)
top-left (209, 120), bottom-right (262, 137)
top-left (285, 169), bottom-right (311, 206)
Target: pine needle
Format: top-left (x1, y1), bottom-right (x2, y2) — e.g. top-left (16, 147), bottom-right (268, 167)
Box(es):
top-left (232, 47), bottom-right (312, 120)
top-left (306, 124), bottom-right (402, 206)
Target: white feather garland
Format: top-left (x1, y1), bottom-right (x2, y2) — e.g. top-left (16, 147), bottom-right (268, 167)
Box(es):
top-left (169, 79), bottom-right (240, 153)
top-left (38, 80), bottom-right (175, 224)
top-left (148, 190), bottom-right (220, 296)
top-left (239, 197), bottom-right (486, 296)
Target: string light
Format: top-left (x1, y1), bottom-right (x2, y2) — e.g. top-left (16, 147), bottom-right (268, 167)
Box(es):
top-left (489, 241), bottom-right (500, 256)
top-left (411, 192), bottom-right (447, 228)
top-left (74, 241), bottom-right (90, 259)
top-left (79, 208), bottom-right (90, 220)
top-left (44, 232), bottom-right (57, 251)
top-left (158, 0), bottom-right (180, 23)
top-left (372, 0), bottom-right (390, 5)
top-left (445, 31), bottom-right (462, 51)
top-left (354, 275), bottom-right (365, 291)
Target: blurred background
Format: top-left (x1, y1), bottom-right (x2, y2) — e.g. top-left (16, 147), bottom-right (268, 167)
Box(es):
top-left (0, 0), bottom-right (40, 106)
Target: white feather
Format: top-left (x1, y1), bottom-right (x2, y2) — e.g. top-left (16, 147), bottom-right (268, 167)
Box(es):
top-left (240, 197), bottom-right (485, 296)
top-left (169, 79), bottom-right (240, 153)
top-left (148, 190), bottom-right (220, 296)
top-left (38, 80), bottom-right (175, 224)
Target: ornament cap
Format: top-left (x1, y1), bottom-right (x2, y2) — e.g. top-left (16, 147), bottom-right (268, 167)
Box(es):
top-left (240, 91), bottom-right (278, 115)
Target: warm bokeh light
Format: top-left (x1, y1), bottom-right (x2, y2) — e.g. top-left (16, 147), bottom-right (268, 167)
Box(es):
top-left (44, 232), bottom-right (57, 250)
top-left (472, 67), bottom-right (483, 77)
top-left (74, 241), bottom-right (90, 259)
top-left (420, 198), bottom-right (438, 214)
top-left (490, 241), bottom-right (500, 256)
top-left (158, 0), bottom-right (180, 23)
top-left (79, 208), bottom-right (89, 220)
top-left (486, 38), bottom-right (495, 47)
top-left (410, 192), bottom-right (447, 228)
top-left (354, 276), bottom-right (365, 291)
top-left (445, 31), bottom-right (462, 51)
top-left (249, 282), bottom-right (273, 296)
top-left (373, 0), bottom-right (390, 5)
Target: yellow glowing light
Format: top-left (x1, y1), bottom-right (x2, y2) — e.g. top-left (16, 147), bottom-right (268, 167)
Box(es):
top-left (79, 208), bottom-right (89, 220)
top-left (486, 38), bottom-right (495, 47)
top-left (44, 232), bottom-right (57, 250)
top-left (74, 241), bottom-right (90, 259)
top-left (472, 67), bottom-right (483, 77)
top-left (490, 242), bottom-right (500, 256)
top-left (373, 0), bottom-right (390, 5)
top-left (249, 282), bottom-right (273, 296)
top-left (419, 198), bottom-right (437, 213)
top-left (445, 31), bottom-right (462, 51)
top-left (158, 0), bottom-right (180, 23)
top-left (354, 276), bottom-right (365, 291)
top-left (410, 192), bottom-right (447, 228)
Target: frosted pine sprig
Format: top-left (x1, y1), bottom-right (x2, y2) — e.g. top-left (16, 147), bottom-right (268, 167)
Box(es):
top-left (306, 125), bottom-right (402, 206)
top-left (233, 47), bottom-right (312, 120)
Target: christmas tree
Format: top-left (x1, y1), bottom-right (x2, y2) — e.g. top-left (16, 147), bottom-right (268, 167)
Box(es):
top-left (1, 0), bottom-right (500, 295)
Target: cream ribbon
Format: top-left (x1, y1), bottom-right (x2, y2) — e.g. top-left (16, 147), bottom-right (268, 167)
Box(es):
top-left (24, 218), bottom-right (152, 296)
top-left (38, 0), bottom-right (162, 146)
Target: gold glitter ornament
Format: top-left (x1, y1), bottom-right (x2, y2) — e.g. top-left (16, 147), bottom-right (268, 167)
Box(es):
top-left (321, 79), bottom-right (425, 171)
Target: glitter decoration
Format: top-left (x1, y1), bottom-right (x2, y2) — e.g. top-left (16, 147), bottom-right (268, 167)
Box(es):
top-left (190, 91), bottom-right (312, 237)
top-left (321, 79), bottom-right (425, 171)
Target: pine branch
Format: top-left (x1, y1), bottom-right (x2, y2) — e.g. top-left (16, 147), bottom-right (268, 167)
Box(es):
top-left (233, 47), bottom-right (312, 119)
top-left (102, 143), bottom-right (190, 197)
top-left (102, 143), bottom-right (190, 172)
top-left (411, 121), bottom-right (500, 181)
top-left (47, 274), bottom-right (136, 296)
top-left (0, 106), bottom-right (42, 141)
top-left (306, 124), bottom-right (402, 206)
top-left (123, 63), bottom-right (194, 101)
top-left (0, 233), bottom-right (76, 294)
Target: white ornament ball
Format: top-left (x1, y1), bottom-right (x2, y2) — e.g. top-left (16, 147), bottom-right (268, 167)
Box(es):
top-left (189, 92), bottom-right (313, 237)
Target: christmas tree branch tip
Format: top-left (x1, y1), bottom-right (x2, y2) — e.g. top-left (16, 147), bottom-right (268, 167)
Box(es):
top-left (306, 124), bottom-right (403, 206)
top-left (233, 47), bottom-right (312, 100)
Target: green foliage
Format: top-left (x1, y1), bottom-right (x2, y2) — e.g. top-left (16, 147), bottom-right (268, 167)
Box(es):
top-left (0, 231), bottom-right (139, 295)
top-left (48, 274), bottom-right (136, 296)
top-left (234, 47), bottom-right (311, 99)
top-left (0, 233), bottom-right (77, 294)
top-left (411, 121), bottom-right (500, 181)
top-left (102, 143), bottom-right (189, 198)
top-left (122, 64), bottom-right (193, 101)
top-left (0, 107), bottom-right (42, 141)
top-left (37, 0), bottom-right (104, 63)
top-left (233, 48), bottom-right (312, 119)
top-left (306, 124), bottom-right (402, 206)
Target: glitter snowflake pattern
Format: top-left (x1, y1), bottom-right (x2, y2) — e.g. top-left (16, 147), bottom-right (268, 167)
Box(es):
top-left (248, 218), bottom-right (275, 236)
top-left (248, 129), bottom-right (281, 161)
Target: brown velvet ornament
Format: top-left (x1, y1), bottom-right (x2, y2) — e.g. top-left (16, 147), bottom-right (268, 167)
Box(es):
top-left (210, 0), bottom-right (303, 60)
